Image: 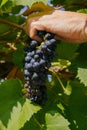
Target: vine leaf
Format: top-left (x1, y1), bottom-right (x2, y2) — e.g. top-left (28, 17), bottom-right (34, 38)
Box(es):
top-left (0, 121), bottom-right (6, 130)
top-left (13, 44), bottom-right (25, 69)
top-left (76, 43), bottom-right (87, 86)
top-left (46, 111), bottom-right (70, 130)
top-left (23, 2), bottom-right (53, 17)
top-left (0, 79), bottom-right (22, 126)
top-left (7, 99), bottom-right (41, 130)
top-left (56, 41), bottom-right (79, 60)
top-left (69, 80), bottom-right (87, 129)
top-left (77, 67), bottom-right (87, 86)
top-left (0, 0), bottom-right (8, 7)
top-left (0, 79), bottom-right (41, 130)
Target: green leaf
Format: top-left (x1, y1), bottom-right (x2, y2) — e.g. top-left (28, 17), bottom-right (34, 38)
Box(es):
top-left (0, 121), bottom-right (6, 130)
top-left (7, 99), bottom-right (41, 130)
top-left (13, 44), bottom-right (25, 69)
top-left (77, 8), bottom-right (87, 13)
top-left (56, 41), bottom-right (78, 60)
top-left (69, 80), bottom-right (87, 130)
top-left (46, 111), bottom-right (70, 130)
top-left (20, 109), bottom-right (46, 130)
top-left (0, 0), bottom-right (8, 7)
top-left (0, 79), bottom-right (41, 130)
top-left (76, 43), bottom-right (87, 86)
top-left (0, 15), bottom-right (25, 40)
top-left (0, 23), bottom-right (11, 35)
top-left (0, 79), bottom-right (22, 126)
top-left (13, 0), bottom-right (48, 7)
top-left (0, 1), bottom-right (13, 14)
top-left (77, 67), bottom-right (87, 86)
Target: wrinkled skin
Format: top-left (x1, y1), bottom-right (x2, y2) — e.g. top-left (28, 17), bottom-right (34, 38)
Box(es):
top-left (26, 10), bottom-right (87, 43)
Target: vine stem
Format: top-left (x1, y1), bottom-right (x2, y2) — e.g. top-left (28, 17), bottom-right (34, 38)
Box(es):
top-left (49, 68), bottom-right (66, 92)
top-left (0, 18), bottom-right (25, 31)
top-left (57, 75), bottom-right (66, 92)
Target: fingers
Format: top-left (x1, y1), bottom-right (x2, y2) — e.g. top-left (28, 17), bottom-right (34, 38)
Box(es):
top-left (27, 21), bottom-right (46, 41)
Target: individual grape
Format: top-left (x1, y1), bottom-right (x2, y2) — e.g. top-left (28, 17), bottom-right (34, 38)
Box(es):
top-left (49, 39), bottom-right (56, 47)
top-left (38, 31), bottom-right (46, 38)
top-left (41, 45), bottom-right (47, 52)
top-left (25, 63), bottom-right (33, 71)
top-left (27, 51), bottom-right (35, 57)
top-left (30, 40), bottom-right (39, 49)
top-left (24, 69), bottom-right (30, 76)
top-left (25, 56), bottom-right (31, 62)
top-left (30, 58), bottom-right (35, 64)
top-left (34, 54), bottom-right (39, 60)
top-left (33, 62), bottom-right (40, 71)
top-left (32, 72), bottom-right (39, 80)
top-left (39, 59), bottom-right (46, 67)
top-left (36, 50), bottom-right (43, 57)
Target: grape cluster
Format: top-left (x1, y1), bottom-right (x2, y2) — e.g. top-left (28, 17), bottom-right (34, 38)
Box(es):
top-left (24, 32), bottom-right (56, 105)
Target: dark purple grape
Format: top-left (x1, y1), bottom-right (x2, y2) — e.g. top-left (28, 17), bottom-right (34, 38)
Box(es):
top-left (30, 58), bottom-right (35, 64)
top-left (27, 51), bottom-right (35, 57)
top-left (50, 39), bottom-right (56, 47)
top-left (36, 50), bottom-right (43, 57)
top-left (41, 45), bottom-right (47, 52)
top-left (32, 72), bottom-right (39, 80)
top-left (24, 69), bottom-right (30, 76)
top-left (39, 59), bottom-right (46, 67)
top-left (25, 56), bottom-right (31, 62)
top-left (33, 62), bottom-right (40, 71)
top-left (25, 63), bottom-right (33, 71)
top-left (30, 40), bottom-right (39, 49)
top-left (34, 54), bottom-right (39, 60)
top-left (38, 31), bottom-right (46, 38)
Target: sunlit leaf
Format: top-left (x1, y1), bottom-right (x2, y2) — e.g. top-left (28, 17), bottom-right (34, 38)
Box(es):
top-left (46, 111), bottom-right (70, 130)
top-left (14, 0), bottom-right (48, 7)
top-left (0, 0), bottom-right (8, 7)
top-left (7, 99), bottom-right (41, 130)
top-left (0, 79), bottom-right (22, 126)
top-left (0, 121), bottom-right (6, 130)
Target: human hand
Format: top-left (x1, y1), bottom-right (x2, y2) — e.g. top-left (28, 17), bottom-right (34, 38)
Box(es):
top-left (25, 10), bottom-right (87, 43)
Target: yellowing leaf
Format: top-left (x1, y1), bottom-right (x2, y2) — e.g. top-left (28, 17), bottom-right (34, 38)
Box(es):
top-left (23, 2), bottom-right (54, 18)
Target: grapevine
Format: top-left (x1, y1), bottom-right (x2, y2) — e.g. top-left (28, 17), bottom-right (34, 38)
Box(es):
top-left (0, 1), bottom-right (87, 130)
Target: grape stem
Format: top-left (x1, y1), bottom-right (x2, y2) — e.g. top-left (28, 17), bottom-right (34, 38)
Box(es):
top-left (49, 68), bottom-right (66, 92)
top-left (57, 75), bottom-right (66, 92)
top-left (0, 18), bottom-right (25, 31)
